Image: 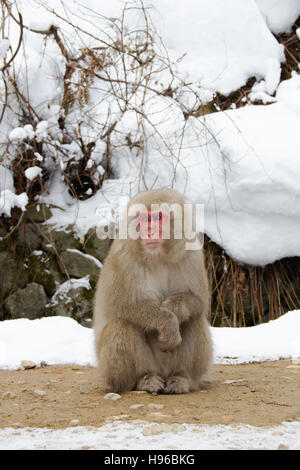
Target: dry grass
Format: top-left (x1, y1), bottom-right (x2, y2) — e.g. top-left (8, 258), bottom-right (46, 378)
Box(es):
top-left (276, 17), bottom-right (300, 81)
top-left (205, 236), bottom-right (300, 327)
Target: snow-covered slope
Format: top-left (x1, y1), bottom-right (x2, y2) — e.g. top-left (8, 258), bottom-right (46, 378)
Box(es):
top-left (1, 0), bottom-right (300, 266)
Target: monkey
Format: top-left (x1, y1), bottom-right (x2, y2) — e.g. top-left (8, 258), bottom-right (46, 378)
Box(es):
top-left (93, 188), bottom-right (213, 394)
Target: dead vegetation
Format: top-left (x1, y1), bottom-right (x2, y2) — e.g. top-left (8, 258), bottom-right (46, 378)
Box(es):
top-left (205, 236), bottom-right (300, 327)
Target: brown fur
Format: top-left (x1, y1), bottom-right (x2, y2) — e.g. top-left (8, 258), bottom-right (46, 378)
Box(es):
top-left (93, 188), bottom-right (213, 394)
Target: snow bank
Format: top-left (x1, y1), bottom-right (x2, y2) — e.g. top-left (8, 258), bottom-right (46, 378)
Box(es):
top-left (15, 0), bottom-right (285, 97)
top-left (255, 0), bottom-right (300, 34)
top-left (0, 311), bottom-right (299, 370)
top-left (149, 0), bottom-right (285, 95)
top-left (184, 98), bottom-right (300, 265)
top-left (213, 310), bottom-right (300, 364)
top-left (0, 317), bottom-right (96, 370)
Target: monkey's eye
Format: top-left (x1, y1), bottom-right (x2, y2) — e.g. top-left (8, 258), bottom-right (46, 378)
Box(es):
top-left (153, 212), bottom-right (163, 221)
top-left (138, 212), bottom-right (150, 223)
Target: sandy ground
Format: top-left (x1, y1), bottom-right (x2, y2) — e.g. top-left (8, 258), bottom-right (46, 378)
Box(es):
top-left (0, 359), bottom-right (299, 430)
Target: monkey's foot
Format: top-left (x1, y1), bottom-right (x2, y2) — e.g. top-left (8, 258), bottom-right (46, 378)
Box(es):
top-left (136, 374), bottom-right (165, 393)
top-left (164, 376), bottom-right (190, 394)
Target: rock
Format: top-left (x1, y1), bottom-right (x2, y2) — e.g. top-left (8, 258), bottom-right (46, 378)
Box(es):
top-left (40, 225), bottom-right (81, 253)
top-left (48, 278), bottom-right (93, 325)
top-left (0, 252), bottom-right (29, 296)
top-left (16, 223), bottom-right (41, 253)
top-left (21, 360), bottom-right (37, 369)
top-left (60, 249), bottom-right (100, 281)
top-left (26, 203), bottom-right (52, 223)
top-left (27, 250), bottom-right (64, 297)
top-left (129, 404), bottom-right (144, 410)
top-left (84, 227), bottom-right (112, 263)
top-left (5, 282), bottom-right (48, 319)
top-left (103, 392), bottom-right (122, 401)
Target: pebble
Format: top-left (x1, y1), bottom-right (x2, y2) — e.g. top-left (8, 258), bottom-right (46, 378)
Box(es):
top-left (146, 412), bottom-right (169, 419)
top-left (2, 391), bottom-right (16, 399)
top-left (147, 403), bottom-right (165, 410)
top-left (70, 419), bottom-right (80, 426)
top-left (21, 360), bottom-right (36, 370)
top-left (129, 404), bottom-right (144, 410)
top-left (223, 378), bottom-right (247, 384)
top-left (103, 392), bottom-right (121, 401)
top-left (33, 389), bottom-right (46, 397)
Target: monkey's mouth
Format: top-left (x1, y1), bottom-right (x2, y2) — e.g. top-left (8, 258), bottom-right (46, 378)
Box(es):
top-left (144, 240), bottom-right (161, 250)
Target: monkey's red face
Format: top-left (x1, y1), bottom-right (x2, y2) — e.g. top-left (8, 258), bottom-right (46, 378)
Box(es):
top-left (138, 210), bottom-right (169, 250)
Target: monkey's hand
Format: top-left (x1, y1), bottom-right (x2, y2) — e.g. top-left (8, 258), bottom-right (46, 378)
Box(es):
top-left (157, 308), bottom-right (182, 352)
top-left (161, 293), bottom-right (192, 324)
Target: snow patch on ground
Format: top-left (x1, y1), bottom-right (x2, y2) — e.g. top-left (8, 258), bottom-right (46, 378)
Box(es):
top-left (0, 311), bottom-right (299, 371)
top-left (0, 420), bottom-right (299, 450)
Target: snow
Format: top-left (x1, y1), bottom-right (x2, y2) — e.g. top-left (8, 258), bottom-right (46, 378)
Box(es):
top-left (0, 316), bottom-right (95, 371)
top-left (66, 248), bottom-right (103, 269)
top-left (255, 0), bottom-right (300, 34)
top-left (0, 165), bottom-right (28, 217)
top-left (49, 275), bottom-right (91, 306)
top-left (0, 310), bottom-right (299, 449)
top-left (0, 190), bottom-right (28, 217)
top-left (0, 0), bottom-right (300, 449)
top-left (24, 166), bottom-right (42, 181)
top-left (0, 421), bottom-right (299, 450)
top-left (213, 310), bottom-right (300, 364)
top-left (150, 0), bottom-right (285, 95)
top-left (1, 0), bottom-right (300, 265)
top-left (0, 311), bottom-right (299, 371)
top-left (182, 100), bottom-right (300, 265)
top-left (9, 127), bottom-right (30, 141)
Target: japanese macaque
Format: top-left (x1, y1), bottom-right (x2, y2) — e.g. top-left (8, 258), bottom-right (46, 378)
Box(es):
top-left (93, 188), bottom-right (213, 394)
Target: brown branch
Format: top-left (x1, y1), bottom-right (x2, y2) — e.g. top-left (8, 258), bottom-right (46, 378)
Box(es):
top-left (1, 12), bottom-right (23, 73)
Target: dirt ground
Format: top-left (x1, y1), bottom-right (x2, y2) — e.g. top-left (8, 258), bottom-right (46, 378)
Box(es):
top-left (0, 359), bottom-right (299, 430)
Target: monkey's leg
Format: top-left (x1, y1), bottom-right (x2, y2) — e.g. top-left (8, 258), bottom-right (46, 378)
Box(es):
top-left (96, 319), bottom-right (162, 393)
top-left (164, 315), bottom-right (213, 394)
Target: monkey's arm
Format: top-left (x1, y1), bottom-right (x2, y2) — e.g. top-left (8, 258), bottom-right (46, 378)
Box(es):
top-left (161, 292), bottom-right (208, 324)
top-left (119, 299), bottom-right (182, 351)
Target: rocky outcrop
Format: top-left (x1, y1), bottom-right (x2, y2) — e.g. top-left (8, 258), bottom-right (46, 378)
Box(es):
top-left (0, 203), bottom-right (112, 325)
